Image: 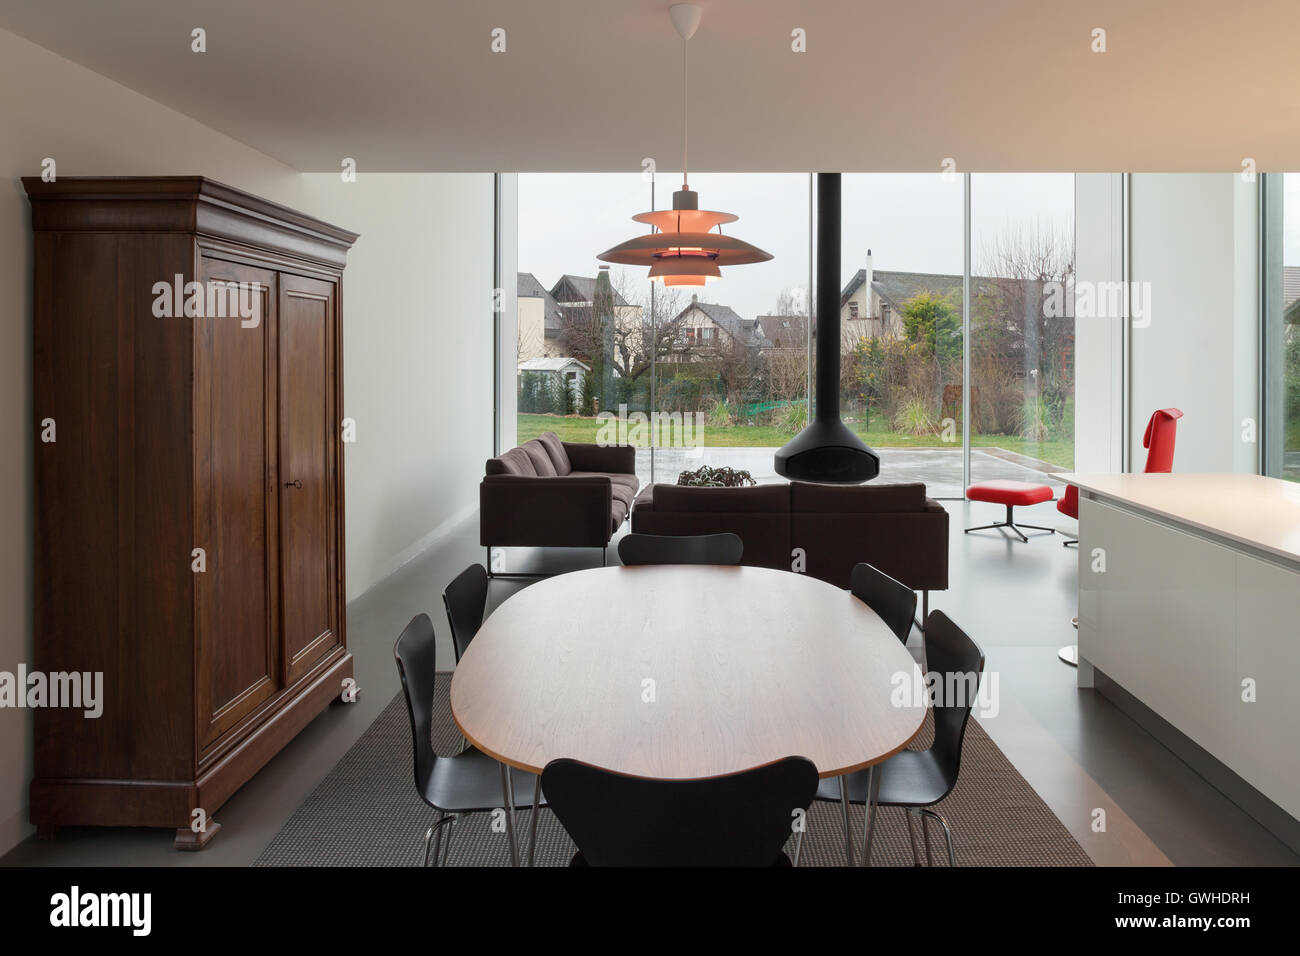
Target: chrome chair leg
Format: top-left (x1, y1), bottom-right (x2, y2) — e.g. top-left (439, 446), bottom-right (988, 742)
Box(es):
top-left (424, 812), bottom-right (456, 867)
top-left (921, 809), bottom-right (933, 865)
top-left (920, 808), bottom-right (956, 866)
top-left (860, 766), bottom-right (880, 867)
top-left (527, 774), bottom-right (542, 867)
top-left (500, 763), bottom-right (520, 867)
top-left (904, 808), bottom-right (921, 866)
top-left (792, 819), bottom-right (806, 867)
top-left (438, 813), bottom-right (459, 866)
top-left (836, 778), bottom-right (854, 867)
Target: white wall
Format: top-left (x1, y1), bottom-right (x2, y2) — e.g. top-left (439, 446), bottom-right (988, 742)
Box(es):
top-left (296, 175), bottom-right (494, 590)
top-left (0, 28), bottom-right (493, 854)
top-left (1074, 174), bottom-right (1126, 472)
top-left (1129, 174), bottom-right (1258, 473)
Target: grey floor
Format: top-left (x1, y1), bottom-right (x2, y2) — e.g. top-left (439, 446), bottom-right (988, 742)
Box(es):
top-left (3, 497), bottom-right (1296, 866)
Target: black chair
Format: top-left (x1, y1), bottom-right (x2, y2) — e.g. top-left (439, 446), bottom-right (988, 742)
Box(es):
top-left (815, 610), bottom-right (984, 866)
top-left (442, 563), bottom-right (489, 662)
top-left (541, 756), bottom-right (818, 866)
top-left (617, 532), bottom-right (743, 567)
top-left (850, 562), bottom-right (917, 645)
top-left (394, 613), bottom-right (545, 866)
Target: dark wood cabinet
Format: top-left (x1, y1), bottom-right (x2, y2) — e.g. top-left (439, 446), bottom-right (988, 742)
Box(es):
top-left (24, 177), bottom-right (357, 849)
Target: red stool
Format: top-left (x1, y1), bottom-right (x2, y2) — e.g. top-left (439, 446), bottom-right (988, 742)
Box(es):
top-left (965, 480), bottom-right (1056, 543)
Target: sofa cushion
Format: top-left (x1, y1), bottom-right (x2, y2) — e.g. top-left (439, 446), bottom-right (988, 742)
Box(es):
top-left (521, 440), bottom-right (558, 477)
top-left (536, 432), bottom-right (572, 475)
top-left (618, 485), bottom-right (638, 508)
top-left (487, 446), bottom-right (537, 477)
top-left (610, 495), bottom-right (630, 531)
top-left (570, 471), bottom-right (640, 495)
top-left (653, 483), bottom-right (791, 513)
top-left (790, 481), bottom-right (927, 513)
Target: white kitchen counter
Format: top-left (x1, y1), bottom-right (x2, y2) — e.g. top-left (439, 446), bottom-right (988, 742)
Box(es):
top-left (1066, 472), bottom-right (1300, 841)
top-left (1061, 472), bottom-right (1300, 566)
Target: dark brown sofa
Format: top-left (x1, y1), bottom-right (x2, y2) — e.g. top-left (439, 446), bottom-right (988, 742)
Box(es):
top-left (631, 480), bottom-right (948, 593)
top-left (480, 431), bottom-right (639, 556)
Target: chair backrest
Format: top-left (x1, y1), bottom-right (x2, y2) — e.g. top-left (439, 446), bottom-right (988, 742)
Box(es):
top-left (617, 532), bottom-right (744, 567)
top-left (442, 563), bottom-right (489, 662)
top-left (921, 610), bottom-right (985, 794)
top-left (850, 562), bottom-right (917, 645)
top-left (1056, 483), bottom-right (1078, 519)
top-left (394, 613), bottom-right (440, 796)
top-left (541, 756), bottom-right (818, 866)
top-left (1142, 407), bottom-right (1183, 473)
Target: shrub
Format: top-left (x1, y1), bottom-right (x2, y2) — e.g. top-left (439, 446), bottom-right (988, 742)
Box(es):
top-left (707, 399), bottom-right (732, 428)
top-left (893, 396), bottom-right (936, 436)
top-left (551, 374), bottom-right (574, 416)
top-left (1017, 394), bottom-right (1052, 442)
top-left (778, 401), bottom-right (808, 435)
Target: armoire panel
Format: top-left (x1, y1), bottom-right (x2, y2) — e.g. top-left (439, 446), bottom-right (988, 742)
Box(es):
top-left (278, 273), bottom-right (340, 685)
top-left (195, 257), bottom-right (282, 747)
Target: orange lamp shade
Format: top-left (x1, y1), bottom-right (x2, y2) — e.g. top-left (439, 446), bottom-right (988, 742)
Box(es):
top-left (598, 187), bottom-right (771, 285)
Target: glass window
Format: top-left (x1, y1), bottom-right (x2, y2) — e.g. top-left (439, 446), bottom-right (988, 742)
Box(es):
top-left (1264, 173), bottom-right (1300, 482)
top-left (517, 172), bottom-right (810, 487)
top-left (511, 173), bottom-right (1075, 495)
top-left (969, 174), bottom-right (1077, 489)
top-left (840, 175), bottom-right (964, 496)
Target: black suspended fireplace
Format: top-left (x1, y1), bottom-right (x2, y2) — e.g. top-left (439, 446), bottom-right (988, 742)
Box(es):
top-left (774, 173), bottom-right (881, 484)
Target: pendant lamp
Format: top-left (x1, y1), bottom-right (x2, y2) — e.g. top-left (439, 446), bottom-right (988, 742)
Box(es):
top-left (597, 3), bottom-right (772, 286)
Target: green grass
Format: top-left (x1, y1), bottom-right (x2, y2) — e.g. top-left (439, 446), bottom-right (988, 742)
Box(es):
top-left (517, 414), bottom-right (1074, 468)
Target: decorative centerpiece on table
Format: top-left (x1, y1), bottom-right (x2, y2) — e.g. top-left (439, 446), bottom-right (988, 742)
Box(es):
top-left (676, 466), bottom-right (757, 488)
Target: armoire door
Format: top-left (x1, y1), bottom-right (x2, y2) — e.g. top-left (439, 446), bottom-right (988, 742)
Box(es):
top-left (195, 257), bottom-right (282, 748)
top-left (278, 272), bottom-right (341, 686)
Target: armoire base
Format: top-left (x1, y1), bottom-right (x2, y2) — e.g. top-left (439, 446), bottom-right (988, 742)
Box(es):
top-left (30, 652), bottom-right (353, 850)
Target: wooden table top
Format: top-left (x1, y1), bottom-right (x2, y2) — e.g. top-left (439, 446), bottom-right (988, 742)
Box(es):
top-left (450, 565), bottom-right (927, 780)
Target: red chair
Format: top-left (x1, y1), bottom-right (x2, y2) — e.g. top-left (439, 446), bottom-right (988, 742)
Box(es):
top-left (1057, 407), bottom-right (1183, 546)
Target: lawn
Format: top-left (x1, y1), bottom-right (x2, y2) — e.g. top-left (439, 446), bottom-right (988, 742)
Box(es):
top-left (517, 414), bottom-right (1074, 468)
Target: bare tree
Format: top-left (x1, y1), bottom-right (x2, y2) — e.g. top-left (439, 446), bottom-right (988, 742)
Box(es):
top-left (696, 325), bottom-right (765, 407)
top-left (772, 286), bottom-right (808, 317)
top-left (556, 268), bottom-right (688, 386)
top-left (764, 348), bottom-right (807, 403)
top-left (975, 220), bottom-right (1076, 424)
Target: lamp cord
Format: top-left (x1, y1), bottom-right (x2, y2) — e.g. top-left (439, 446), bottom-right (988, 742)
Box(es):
top-left (682, 36), bottom-right (688, 189)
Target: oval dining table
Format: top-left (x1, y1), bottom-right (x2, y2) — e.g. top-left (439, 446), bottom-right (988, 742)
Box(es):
top-left (450, 563), bottom-right (928, 866)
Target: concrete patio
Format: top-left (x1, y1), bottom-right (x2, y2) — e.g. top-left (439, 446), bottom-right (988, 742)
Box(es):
top-left (636, 446), bottom-right (1067, 499)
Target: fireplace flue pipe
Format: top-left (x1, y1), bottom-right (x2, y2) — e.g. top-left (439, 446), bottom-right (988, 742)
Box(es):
top-left (773, 173), bottom-right (880, 484)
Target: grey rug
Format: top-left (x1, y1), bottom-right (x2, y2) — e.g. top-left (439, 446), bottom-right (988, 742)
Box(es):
top-left (254, 674), bottom-right (1093, 867)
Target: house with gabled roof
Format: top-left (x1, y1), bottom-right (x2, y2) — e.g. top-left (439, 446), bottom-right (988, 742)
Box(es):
top-left (550, 273), bottom-right (633, 309)
top-left (669, 295), bottom-right (765, 358)
top-left (756, 313), bottom-right (810, 350)
top-left (517, 271), bottom-right (566, 362)
top-left (838, 250), bottom-right (966, 346)
top-left (517, 269), bottom-right (645, 362)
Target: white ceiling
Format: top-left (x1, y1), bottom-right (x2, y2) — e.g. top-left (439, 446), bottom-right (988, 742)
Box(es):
top-left (3, 0), bottom-right (1299, 172)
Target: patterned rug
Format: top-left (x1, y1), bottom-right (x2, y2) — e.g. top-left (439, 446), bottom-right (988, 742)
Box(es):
top-left (255, 675), bottom-right (1093, 866)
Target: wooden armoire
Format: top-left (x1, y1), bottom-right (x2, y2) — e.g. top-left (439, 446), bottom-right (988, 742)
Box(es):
top-left (24, 177), bottom-right (357, 848)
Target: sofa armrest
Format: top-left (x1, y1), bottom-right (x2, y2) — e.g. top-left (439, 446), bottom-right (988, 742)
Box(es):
top-left (480, 475), bottom-right (614, 547)
top-left (562, 441), bottom-right (636, 475)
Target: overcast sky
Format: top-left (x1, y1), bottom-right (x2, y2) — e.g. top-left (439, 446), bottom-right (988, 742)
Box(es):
top-left (1287, 174), bottom-right (1300, 267)
top-left (519, 172), bottom-right (1075, 319)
